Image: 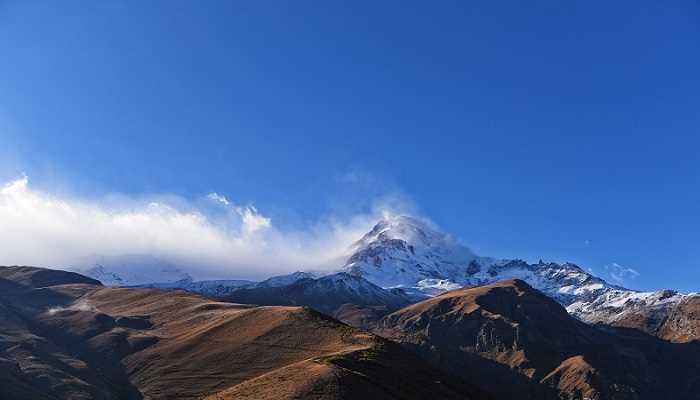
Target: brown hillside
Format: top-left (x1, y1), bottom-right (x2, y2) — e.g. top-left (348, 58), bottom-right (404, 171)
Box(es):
top-left (0, 266), bottom-right (488, 400)
top-left (375, 279), bottom-right (700, 400)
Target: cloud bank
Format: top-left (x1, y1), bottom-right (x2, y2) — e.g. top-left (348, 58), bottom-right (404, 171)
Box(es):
top-left (0, 176), bottom-right (406, 280)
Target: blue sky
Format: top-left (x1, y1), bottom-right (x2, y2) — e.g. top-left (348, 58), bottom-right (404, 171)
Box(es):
top-left (1, 1), bottom-right (699, 290)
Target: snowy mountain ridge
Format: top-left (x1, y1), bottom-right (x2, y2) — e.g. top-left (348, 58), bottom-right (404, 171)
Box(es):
top-left (341, 215), bottom-right (697, 324)
top-left (80, 215), bottom-right (697, 327)
top-left (344, 215), bottom-right (497, 288)
top-left (80, 255), bottom-right (193, 287)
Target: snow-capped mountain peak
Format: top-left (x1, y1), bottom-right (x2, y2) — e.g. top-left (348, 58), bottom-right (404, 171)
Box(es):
top-left (340, 215), bottom-right (698, 330)
top-left (344, 215), bottom-right (484, 287)
top-left (352, 215), bottom-right (454, 249)
top-left (343, 216), bottom-right (610, 302)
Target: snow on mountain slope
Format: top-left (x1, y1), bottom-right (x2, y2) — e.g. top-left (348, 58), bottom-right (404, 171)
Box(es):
top-left (78, 255), bottom-right (263, 297)
top-left (566, 288), bottom-right (696, 326)
top-left (308, 272), bottom-right (412, 307)
top-left (225, 272), bottom-right (412, 317)
top-left (461, 259), bottom-right (615, 305)
top-left (80, 255), bottom-right (192, 287)
top-left (140, 279), bottom-right (258, 297)
top-left (341, 215), bottom-right (698, 326)
top-left (342, 219), bottom-right (610, 306)
top-left (256, 271), bottom-right (317, 288)
top-left (343, 215), bottom-right (496, 287)
top-left (80, 259), bottom-right (317, 297)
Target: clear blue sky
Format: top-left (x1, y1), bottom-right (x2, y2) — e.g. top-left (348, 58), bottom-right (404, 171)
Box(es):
top-left (1, 1), bottom-right (699, 291)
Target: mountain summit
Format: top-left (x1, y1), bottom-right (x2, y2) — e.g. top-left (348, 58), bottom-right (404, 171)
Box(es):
top-left (343, 215), bottom-right (489, 289)
top-left (342, 215), bottom-right (698, 338)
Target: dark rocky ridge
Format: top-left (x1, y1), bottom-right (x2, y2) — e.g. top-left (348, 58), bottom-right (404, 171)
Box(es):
top-left (224, 272), bottom-right (413, 328)
top-left (375, 279), bottom-right (700, 400)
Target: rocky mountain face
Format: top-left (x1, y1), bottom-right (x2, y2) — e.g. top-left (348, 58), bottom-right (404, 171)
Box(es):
top-left (224, 272), bottom-right (413, 328)
top-left (374, 279), bottom-right (700, 400)
top-left (343, 216), bottom-right (487, 288)
top-left (342, 215), bottom-right (700, 341)
top-left (656, 296), bottom-right (700, 342)
top-left (0, 265), bottom-right (488, 400)
top-left (567, 287), bottom-right (699, 342)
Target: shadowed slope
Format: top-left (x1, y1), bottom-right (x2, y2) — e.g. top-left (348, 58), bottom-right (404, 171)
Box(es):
top-left (224, 272), bottom-right (412, 328)
top-left (376, 279), bottom-right (700, 400)
top-left (0, 265), bottom-right (101, 288)
top-left (0, 266), bottom-right (138, 400)
top-left (205, 341), bottom-right (488, 400)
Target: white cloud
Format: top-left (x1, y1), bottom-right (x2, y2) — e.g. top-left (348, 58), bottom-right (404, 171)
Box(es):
top-left (235, 205), bottom-right (271, 234)
top-left (207, 192), bottom-right (230, 206)
top-left (0, 176), bottom-right (405, 280)
top-left (605, 262), bottom-right (640, 285)
top-left (47, 298), bottom-right (96, 315)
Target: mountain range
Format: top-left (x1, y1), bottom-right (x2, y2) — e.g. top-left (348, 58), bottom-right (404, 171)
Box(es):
top-left (2, 264), bottom-right (699, 399)
top-left (0, 265), bottom-right (488, 400)
top-left (375, 279), bottom-right (700, 399)
top-left (17, 214), bottom-right (691, 398)
top-left (81, 215), bottom-right (700, 342)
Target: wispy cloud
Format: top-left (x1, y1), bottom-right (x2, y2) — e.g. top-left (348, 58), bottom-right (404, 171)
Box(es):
top-left (0, 176), bottom-right (412, 280)
top-left (207, 192), bottom-right (230, 206)
top-left (605, 262), bottom-right (640, 285)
